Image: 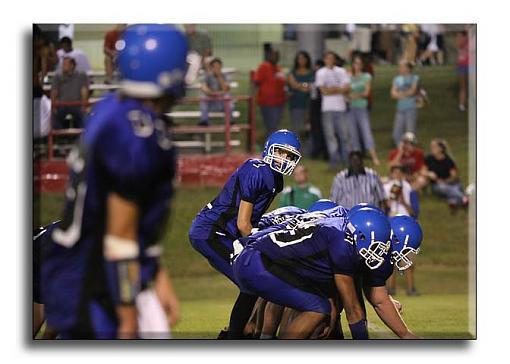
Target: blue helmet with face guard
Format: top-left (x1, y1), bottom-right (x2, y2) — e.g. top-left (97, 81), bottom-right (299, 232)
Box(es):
top-left (347, 207), bottom-right (391, 270)
top-left (389, 215), bottom-right (423, 271)
top-left (262, 129), bottom-right (301, 176)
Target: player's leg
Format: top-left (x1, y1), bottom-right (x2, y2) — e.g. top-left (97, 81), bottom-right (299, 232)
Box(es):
top-left (277, 307), bottom-right (298, 338)
top-left (279, 311), bottom-right (326, 339)
top-left (33, 303), bottom-right (45, 337)
top-left (189, 227), bottom-right (236, 283)
top-left (227, 291), bottom-right (259, 339)
top-left (253, 298), bottom-right (267, 338)
top-left (233, 248), bottom-right (329, 339)
top-left (243, 297), bottom-right (264, 338)
top-left (260, 302), bottom-right (284, 339)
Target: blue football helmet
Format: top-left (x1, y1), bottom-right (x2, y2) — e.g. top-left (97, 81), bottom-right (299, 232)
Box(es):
top-left (390, 215), bottom-right (423, 271)
top-left (348, 202), bottom-right (383, 218)
top-left (308, 199), bottom-right (338, 212)
top-left (116, 24), bottom-right (188, 98)
top-left (262, 129), bottom-right (301, 175)
top-left (347, 208), bottom-right (391, 270)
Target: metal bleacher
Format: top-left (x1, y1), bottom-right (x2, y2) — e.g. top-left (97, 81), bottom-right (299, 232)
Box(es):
top-left (42, 65), bottom-right (256, 159)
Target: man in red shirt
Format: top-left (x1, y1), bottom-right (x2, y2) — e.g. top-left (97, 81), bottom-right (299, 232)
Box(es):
top-left (388, 132), bottom-right (427, 191)
top-left (252, 48), bottom-right (286, 138)
top-left (103, 24), bottom-right (126, 83)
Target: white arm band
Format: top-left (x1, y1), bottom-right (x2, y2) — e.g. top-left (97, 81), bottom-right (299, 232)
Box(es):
top-left (104, 234), bottom-right (139, 261)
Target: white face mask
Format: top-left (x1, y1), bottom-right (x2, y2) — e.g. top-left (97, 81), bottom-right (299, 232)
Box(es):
top-left (263, 144), bottom-right (301, 176)
top-left (391, 233), bottom-right (420, 271)
top-left (348, 223), bottom-right (390, 270)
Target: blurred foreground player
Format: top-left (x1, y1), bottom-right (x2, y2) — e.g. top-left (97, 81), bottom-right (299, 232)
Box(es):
top-left (33, 222), bottom-right (60, 339)
top-left (189, 129), bottom-right (301, 339)
top-left (41, 24), bottom-right (188, 339)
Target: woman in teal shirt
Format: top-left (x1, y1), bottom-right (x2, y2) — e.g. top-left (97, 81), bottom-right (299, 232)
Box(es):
top-left (391, 60), bottom-right (419, 146)
top-left (348, 55), bottom-right (380, 166)
top-left (287, 51), bottom-right (314, 139)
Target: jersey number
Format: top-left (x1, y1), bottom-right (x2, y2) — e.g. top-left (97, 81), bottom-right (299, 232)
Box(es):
top-left (269, 225), bottom-right (317, 248)
top-left (52, 145), bottom-right (88, 248)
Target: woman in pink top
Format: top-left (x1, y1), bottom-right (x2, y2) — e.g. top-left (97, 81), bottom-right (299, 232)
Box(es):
top-left (456, 30), bottom-right (469, 112)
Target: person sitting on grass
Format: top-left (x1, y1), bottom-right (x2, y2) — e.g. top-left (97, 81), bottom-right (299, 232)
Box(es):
top-left (420, 138), bottom-right (469, 214)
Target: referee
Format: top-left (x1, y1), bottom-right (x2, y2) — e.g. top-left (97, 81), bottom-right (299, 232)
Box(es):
top-left (329, 150), bottom-right (387, 209)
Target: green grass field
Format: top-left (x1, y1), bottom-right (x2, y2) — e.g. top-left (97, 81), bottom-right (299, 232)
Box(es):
top-left (33, 64), bottom-right (475, 339)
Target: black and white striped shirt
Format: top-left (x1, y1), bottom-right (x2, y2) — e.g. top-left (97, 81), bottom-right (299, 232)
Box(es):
top-left (329, 167), bottom-right (386, 209)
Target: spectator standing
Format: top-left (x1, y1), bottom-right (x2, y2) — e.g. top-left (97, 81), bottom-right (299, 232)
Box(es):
top-left (315, 51), bottom-right (352, 169)
top-left (50, 57), bottom-right (89, 129)
top-left (456, 30), bottom-right (469, 112)
top-left (348, 54), bottom-right (380, 166)
top-left (287, 51), bottom-right (313, 139)
top-left (252, 49), bottom-right (286, 137)
top-left (391, 60), bottom-right (419, 146)
top-left (34, 26), bottom-right (56, 139)
top-left (401, 24), bottom-right (419, 64)
top-left (376, 24), bottom-right (398, 64)
top-left (103, 24), bottom-right (126, 83)
top-left (199, 58), bottom-right (234, 126)
top-left (420, 139), bottom-right (469, 213)
top-left (309, 59), bottom-right (328, 160)
top-left (384, 164), bottom-right (420, 296)
top-left (419, 24), bottom-right (445, 66)
top-left (56, 36), bottom-right (92, 74)
top-left (388, 132), bottom-right (427, 190)
top-left (329, 150), bottom-right (386, 209)
top-left (278, 165), bottom-right (322, 209)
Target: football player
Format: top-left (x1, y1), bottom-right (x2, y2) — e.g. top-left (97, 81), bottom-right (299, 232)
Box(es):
top-left (40, 24), bottom-right (187, 339)
top-left (233, 208), bottom-right (419, 339)
top-left (33, 222), bottom-right (60, 339)
top-left (189, 129), bottom-right (301, 339)
top-left (258, 199), bottom-right (340, 339)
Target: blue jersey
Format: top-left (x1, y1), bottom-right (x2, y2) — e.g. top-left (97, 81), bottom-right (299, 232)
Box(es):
top-left (41, 94), bottom-right (176, 331)
top-left (192, 159), bottom-right (283, 239)
top-left (240, 216), bottom-right (391, 286)
top-left (257, 206), bottom-right (306, 229)
top-left (256, 205), bottom-right (349, 232)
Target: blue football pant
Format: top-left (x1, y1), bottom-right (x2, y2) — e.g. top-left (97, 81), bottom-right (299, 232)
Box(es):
top-left (233, 247), bottom-right (331, 315)
top-left (189, 228), bottom-right (236, 284)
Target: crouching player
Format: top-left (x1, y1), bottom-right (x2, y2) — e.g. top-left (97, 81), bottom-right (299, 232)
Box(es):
top-left (40, 24), bottom-right (187, 339)
top-left (233, 208), bottom-right (419, 339)
top-left (189, 129), bottom-right (301, 339)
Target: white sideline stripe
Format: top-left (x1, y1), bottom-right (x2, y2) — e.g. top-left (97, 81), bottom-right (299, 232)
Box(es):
top-left (172, 140), bottom-right (241, 148)
top-left (186, 81), bottom-right (238, 90)
top-left (367, 321), bottom-right (395, 339)
top-left (167, 110), bottom-right (241, 119)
